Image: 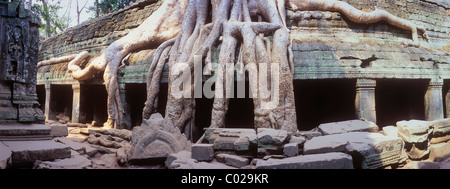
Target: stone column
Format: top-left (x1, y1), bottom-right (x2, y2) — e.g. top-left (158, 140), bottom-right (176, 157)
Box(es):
top-left (355, 79), bottom-right (377, 123)
top-left (72, 83), bottom-right (81, 123)
top-left (44, 82), bottom-right (51, 122)
top-left (446, 87), bottom-right (450, 118)
top-left (425, 79), bottom-right (444, 121)
top-left (119, 83), bottom-right (132, 130)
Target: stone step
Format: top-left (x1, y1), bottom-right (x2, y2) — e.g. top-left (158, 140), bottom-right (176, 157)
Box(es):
top-left (0, 124), bottom-right (52, 141)
top-left (255, 152), bottom-right (354, 169)
top-left (1, 140), bottom-right (71, 166)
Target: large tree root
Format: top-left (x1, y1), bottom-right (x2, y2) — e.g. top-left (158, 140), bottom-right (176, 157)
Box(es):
top-left (288, 0), bottom-right (429, 46)
top-left (61, 0), bottom-right (428, 138)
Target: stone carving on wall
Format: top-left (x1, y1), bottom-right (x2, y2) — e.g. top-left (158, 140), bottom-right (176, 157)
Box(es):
top-left (0, 2), bottom-right (43, 124)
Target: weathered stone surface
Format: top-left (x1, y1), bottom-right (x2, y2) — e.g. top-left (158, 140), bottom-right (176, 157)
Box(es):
top-left (345, 135), bottom-right (405, 169)
top-left (50, 124), bottom-right (68, 137)
top-left (192, 144), bottom-right (214, 161)
top-left (404, 141), bottom-right (430, 160)
top-left (431, 135), bottom-right (450, 144)
top-left (397, 120), bottom-right (434, 160)
top-left (34, 154), bottom-right (92, 169)
top-left (256, 152), bottom-right (354, 169)
top-left (289, 136), bottom-right (306, 145)
top-left (80, 127), bottom-right (102, 135)
top-left (165, 151), bottom-right (235, 169)
top-left (298, 129), bottom-right (322, 140)
top-left (0, 142), bottom-right (12, 169)
top-left (304, 132), bottom-right (405, 169)
top-left (55, 137), bottom-right (85, 152)
top-left (258, 129), bottom-right (289, 145)
top-left (382, 126), bottom-right (399, 137)
top-left (130, 113), bottom-right (190, 162)
top-left (209, 129), bottom-right (257, 152)
top-left (397, 120), bottom-right (433, 143)
top-left (0, 124), bottom-right (52, 140)
top-left (431, 118), bottom-right (450, 136)
top-left (3, 140), bottom-right (71, 165)
top-left (216, 153), bottom-right (249, 168)
top-left (318, 120), bottom-right (379, 135)
top-left (402, 161), bottom-right (441, 169)
top-left (429, 143), bottom-right (450, 162)
top-left (303, 132), bottom-right (364, 155)
top-left (283, 143), bottom-right (299, 157)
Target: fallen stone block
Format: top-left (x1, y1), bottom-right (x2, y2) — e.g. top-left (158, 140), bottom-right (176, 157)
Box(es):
top-left (216, 153), bottom-right (249, 168)
top-left (283, 143), bottom-right (299, 157)
top-left (431, 118), bottom-right (450, 136)
top-left (397, 120), bottom-right (433, 143)
top-left (258, 128), bottom-right (289, 145)
top-left (382, 126), bottom-right (398, 137)
top-left (397, 120), bottom-right (433, 160)
top-left (0, 142), bottom-right (12, 169)
top-left (303, 132), bottom-right (367, 155)
top-left (55, 137), bottom-right (85, 152)
top-left (34, 154), bottom-right (92, 169)
top-left (209, 129), bottom-right (257, 153)
top-left (2, 140), bottom-right (71, 166)
top-left (192, 144), bottom-right (215, 161)
top-left (429, 143), bottom-right (450, 162)
top-left (318, 120), bottom-right (379, 135)
top-left (345, 135), bottom-right (405, 169)
top-left (50, 124), bottom-right (68, 137)
top-left (255, 152), bottom-right (354, 169)
top-left (430, 119), bottom-right (450, 144)
top-left (402, 161), bottom-right (441, 169)
top-left (165, 151), bottom-right (236, 169)
top-left (298, 129), bottom-right (322, 140)
top-left (304, 132), bottom-right (406, 169)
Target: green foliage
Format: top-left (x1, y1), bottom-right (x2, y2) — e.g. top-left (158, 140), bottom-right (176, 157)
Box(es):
top-left (31, 0), bottom-right (68, 38)
top-left (87, 0), bottom-right (137, 18)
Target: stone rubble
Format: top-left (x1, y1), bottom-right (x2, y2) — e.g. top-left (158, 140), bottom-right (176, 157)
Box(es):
top-left (318, 120), bottom-right (379, 135)
top-left (397, 120), bottom-right (433, 160)
top-left (2, 118), bottom-right (449, 169)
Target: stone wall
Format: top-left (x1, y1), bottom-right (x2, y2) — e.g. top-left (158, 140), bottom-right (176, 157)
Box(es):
top-left (37, 0), bottom-right (450, 85)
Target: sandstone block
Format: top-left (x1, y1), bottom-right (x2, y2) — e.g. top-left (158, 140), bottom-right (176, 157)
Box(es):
top-left (216, 153), bottom-right (249, 168)
top-left (0, 142), bottom-right (12, 169)
top-left (382, 126), bottom-right (398, 137)
top-left (50, 124), bottom-right (68, 137)
top-left (402, 161), bottom-right (441, 169)
top-left (397, 120), bottom-right (433, 143)
top-left (192, 144), bottom-right (214, 161)
top-left (318, 120), bottom-right (379, 135)
top-left (283, 143), bottom-right (299, 157)
top-left (304, 132), bottom-right (405, 169)
top-left (429, 143), bottom-right (450, 162)
top-left (256, 152), bottom-right (354, 169)
top-left (2, 140), bottom-right (71, 165)
top-left (34, 154), bottom-right (92, 169)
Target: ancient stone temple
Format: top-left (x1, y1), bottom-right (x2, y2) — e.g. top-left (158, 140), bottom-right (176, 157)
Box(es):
top-left (28, 0), bottom-right (450, 169)
top-left (0, 2), bottom-right (70, 169)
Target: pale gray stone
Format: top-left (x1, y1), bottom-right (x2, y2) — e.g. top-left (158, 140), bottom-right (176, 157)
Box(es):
top-left (216, 153), bottom-right (249, 168)
top-left (431, 118), bottom-right (450, 136)
top-left (429, 143), bottom-right (450, 162)
top-left (303, 132), bottom-right (367, 155)
top-left (256, 152), bottom-right (354, 169)
top-left (257, 129), bottom-right (289, 145)
top-left (0, 142), bottom-right (12, 169)
top-left (402, 161), bottom-right (441, 169)
top-left (298, 129), bottom-right (322, 140)
top-left (397, 120), bottom-right (433, 143)
top-left (289, 136), bottom-right (306, 145)
top-left (50, 124), bottom-right (68, 137)
top-left (165, 151), bottom-right (235, 169)
top-left (3, 140), bottom-right (71, 165)
top-left (318, 120), bottom-right (379, 135)
top-left (283, 143), bottom-right (299, 157)
top-left (192, 144), bottom-right (214, 161)
top-left (382, 126), bottom-right (399, 137)
top-left (55, 137), bottom-right (85, 152)
top-left (35, 154), bottom-right (92, 169)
